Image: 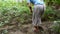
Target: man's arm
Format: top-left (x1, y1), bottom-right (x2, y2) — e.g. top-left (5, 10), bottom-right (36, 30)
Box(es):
top-left (27, 0), bottom-right (32, 12)
top-left (27, 3), bottom-right (32, 12)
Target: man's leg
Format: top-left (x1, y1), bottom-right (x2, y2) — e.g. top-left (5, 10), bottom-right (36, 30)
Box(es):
top-left (32, 5), bottom-right (44, 32)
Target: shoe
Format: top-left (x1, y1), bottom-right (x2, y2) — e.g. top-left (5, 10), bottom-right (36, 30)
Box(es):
top-left (33, 26), bottom-right (44, 32)
top-left (33, 26), bottom-right (39, 32)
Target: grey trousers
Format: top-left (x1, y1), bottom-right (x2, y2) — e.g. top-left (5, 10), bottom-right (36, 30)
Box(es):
top-left (32, 5), bottom-right (45, 26)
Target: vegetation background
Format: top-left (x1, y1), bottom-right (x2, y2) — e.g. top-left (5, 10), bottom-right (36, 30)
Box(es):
top-left (0, 0), bottom-right (60, 34)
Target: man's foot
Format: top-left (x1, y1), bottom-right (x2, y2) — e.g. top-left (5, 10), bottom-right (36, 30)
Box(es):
top-left (33, 26), bottom-right (44, 32)
top-left (33, 26), bottom-right (39, 32)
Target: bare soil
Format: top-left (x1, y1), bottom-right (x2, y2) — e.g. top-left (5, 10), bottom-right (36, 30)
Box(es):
top-left (0, 21), bottom-right (54, 34)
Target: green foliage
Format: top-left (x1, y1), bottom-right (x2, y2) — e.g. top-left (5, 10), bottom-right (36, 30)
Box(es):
top-left (50, 21), bottom-right (60, 33)
top-left (54, 0), bottom-right (60, 5)
top-left (0, 0), bottom-right (60, 34)
top-left (0, 1), bottom-right (31, 27)
top-left (0, 0), bottom-right (60, 27)
top-left (42, 6), bottom-right (57, 21)
top-left (0, 29), bottom-right (8, 34)
top-left (45, 0), bottom-right (60, 6)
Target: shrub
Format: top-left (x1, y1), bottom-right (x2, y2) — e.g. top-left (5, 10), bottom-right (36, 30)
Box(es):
top-left (0, 0), bottom-right (60, 27)
top-left (0, 1), bottom-right (31, 27)
top-left (42, 5), bottom-right (60, 21)
top-left (49, 21), bottom-right (60, 34)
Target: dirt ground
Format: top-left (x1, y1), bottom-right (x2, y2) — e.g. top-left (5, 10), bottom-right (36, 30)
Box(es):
top-left (0, 21), bottom-right (53, 34)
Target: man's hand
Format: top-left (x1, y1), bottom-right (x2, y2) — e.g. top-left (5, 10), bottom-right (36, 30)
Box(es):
top-left (27, 3), bottom-right (32, 12)
top-left (29, 6), bottom-right (32, 12)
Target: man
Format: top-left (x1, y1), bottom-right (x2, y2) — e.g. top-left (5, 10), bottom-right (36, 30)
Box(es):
top-left (27, 0), bottom-right (46, 32)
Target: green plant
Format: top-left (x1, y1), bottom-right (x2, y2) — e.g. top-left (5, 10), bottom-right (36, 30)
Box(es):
top-left (50, 21), bottom-right (60, 33)
top-left (42, 6), bottom-right (57, 21)
top-left (0, 29), bottom-right (8, 34)
top-left (0, 0), bottom-right (31, 27)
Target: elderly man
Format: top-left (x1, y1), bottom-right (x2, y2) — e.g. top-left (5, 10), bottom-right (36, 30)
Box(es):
top-left (27, 0), bottom-right (46, 32)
